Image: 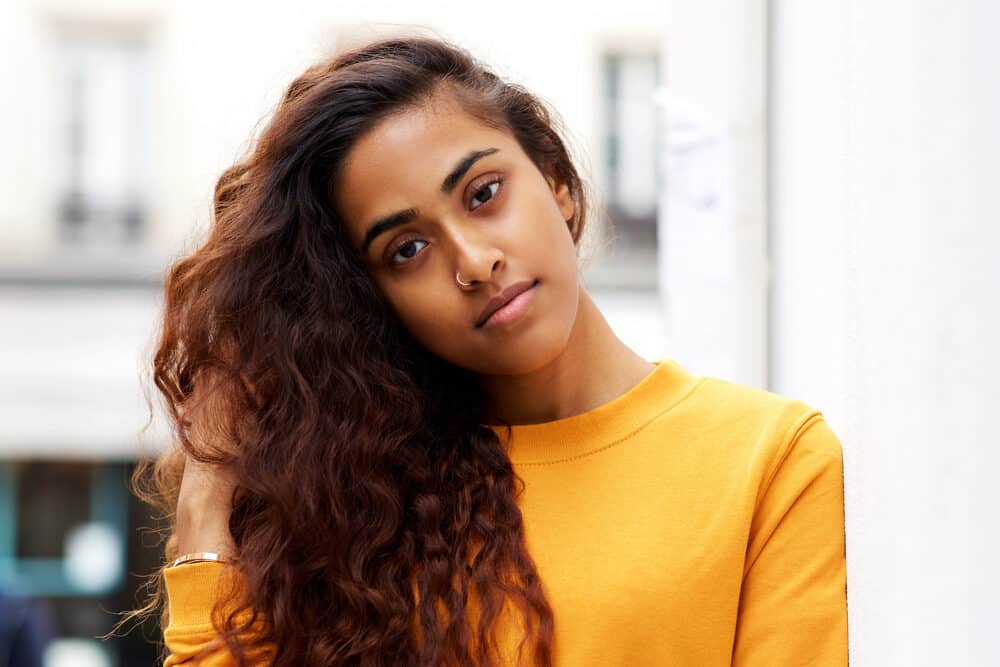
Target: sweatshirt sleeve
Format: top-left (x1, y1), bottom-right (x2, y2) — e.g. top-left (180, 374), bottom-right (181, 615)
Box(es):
top-left (732, 412), bottom-right (849, 666)
top-left (163, 561), bottom-right (273, 666)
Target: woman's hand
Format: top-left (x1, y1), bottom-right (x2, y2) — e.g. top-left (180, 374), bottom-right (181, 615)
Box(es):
top-left (175, 453), bottom-right (239, 558)
top-left (173, 365), bottom-right (256, 560)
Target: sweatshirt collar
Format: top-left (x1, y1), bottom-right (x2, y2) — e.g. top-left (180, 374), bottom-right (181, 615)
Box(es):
top-left (487, 358), bottom-right (701, 465)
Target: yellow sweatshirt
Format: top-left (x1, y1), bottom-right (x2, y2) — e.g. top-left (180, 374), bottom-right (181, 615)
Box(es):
top-left (163, 358), bottom-right (848, 665)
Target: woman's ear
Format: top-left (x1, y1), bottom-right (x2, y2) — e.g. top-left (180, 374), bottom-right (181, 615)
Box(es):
top-left (546, 173), bottom-right (576, 224)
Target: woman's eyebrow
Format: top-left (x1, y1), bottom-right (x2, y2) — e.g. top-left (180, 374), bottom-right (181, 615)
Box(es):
top-left (360, 147), bottom-right (500, 254)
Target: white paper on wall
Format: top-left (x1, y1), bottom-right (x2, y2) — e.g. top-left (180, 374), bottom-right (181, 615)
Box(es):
top-left (659, 91), bottom-right (734, 285)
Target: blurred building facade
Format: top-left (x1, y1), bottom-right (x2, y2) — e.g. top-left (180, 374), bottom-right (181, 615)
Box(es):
top-left (0, 1), bottom-right (669, 664)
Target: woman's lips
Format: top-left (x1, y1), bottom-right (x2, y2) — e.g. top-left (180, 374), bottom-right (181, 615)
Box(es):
top-left (477, 280), bottom-right (539, 329)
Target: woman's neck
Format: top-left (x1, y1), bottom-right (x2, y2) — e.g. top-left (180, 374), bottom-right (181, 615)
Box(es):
top-left (477, 288), bottom-right (655, 426)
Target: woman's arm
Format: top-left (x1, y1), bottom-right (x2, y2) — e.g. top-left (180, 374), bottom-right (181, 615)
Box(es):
top-left (162, 456), bottom-right (260, 666)
top-left (163, 456), bottom-right (277, 665)
top-left (731, 413), bottom-right (849, 666)
top-left (161, 365), bottom-right (271, 665)
top-left (163, 561), bottom-right (254, 667)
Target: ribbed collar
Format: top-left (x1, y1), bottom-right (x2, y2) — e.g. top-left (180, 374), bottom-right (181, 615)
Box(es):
top-left (487, 358), bottom-right (702, 466)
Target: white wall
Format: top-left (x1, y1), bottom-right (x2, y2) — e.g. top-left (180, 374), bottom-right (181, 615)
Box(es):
top-left (0, 286), bottom-right (169, 458)
top-left (771, 1), bottom-right (1000, 664)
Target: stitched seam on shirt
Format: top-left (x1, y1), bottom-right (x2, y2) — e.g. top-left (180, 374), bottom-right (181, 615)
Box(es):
top-left (755, 409), bottom-right (825, 509)
top-left (741, 410), bottom-right (828, 579)
top-left (514, 376), bottom-right (709, 466)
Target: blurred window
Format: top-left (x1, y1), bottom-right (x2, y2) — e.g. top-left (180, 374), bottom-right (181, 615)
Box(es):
top-left (0, 460), bottom-right (164, 664)
top-left (55, 32), bottom-right (152, 246)
top-left (0, 462), bottom-right (127, 598)
top-left (588, 50), bottom-right (662, 287)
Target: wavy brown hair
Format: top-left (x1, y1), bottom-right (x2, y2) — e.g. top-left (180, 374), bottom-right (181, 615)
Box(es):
top-left (119, 34), bottom-right (594, 666)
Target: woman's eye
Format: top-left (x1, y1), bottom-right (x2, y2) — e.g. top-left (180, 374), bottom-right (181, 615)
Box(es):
top-left (469, 179), bottom-right (502, 211)
top-left (386, 178), bottom-right (502, 267)
top-left (389, 239), bottom-right (428, 265)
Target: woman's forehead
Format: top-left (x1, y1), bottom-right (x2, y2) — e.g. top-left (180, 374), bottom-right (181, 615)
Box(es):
top-left (335, 104), bottom-right (516, 242)
top-left (346, 101), bottom-right (506, 181)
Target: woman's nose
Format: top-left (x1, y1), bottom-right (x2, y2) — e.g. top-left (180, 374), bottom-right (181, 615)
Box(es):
top-left (450, 227), bottom-right (505, 284)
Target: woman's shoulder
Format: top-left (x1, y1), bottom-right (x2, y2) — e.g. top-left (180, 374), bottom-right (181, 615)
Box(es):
top-left (667, 365), bottom-right (841, 471)
top-left (659, 367), bottom-right (845, 529)
top-left (678, 366), bottom-right (822, 431)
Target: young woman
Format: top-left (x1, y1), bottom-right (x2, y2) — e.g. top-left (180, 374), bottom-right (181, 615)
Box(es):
top-left (132, 35), bottom-right (848, 666)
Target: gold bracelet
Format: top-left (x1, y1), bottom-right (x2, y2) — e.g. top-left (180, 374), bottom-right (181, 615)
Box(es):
top-left (170, 551), bottom-right (232, 568)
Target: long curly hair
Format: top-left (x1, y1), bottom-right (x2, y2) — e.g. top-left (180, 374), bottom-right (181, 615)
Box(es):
top-left (122, 34), bottom-right (595, 666)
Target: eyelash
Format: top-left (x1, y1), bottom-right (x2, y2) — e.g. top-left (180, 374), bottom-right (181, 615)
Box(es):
top-left (385, 175), bottom-right (505, 267)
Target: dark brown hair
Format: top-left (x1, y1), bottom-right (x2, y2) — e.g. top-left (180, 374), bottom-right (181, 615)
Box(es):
top-left (120, 34), bottom-right (592, 666)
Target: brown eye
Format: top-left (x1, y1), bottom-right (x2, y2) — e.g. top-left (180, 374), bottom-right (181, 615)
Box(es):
top-left (469, 178), bottom-right (502, 211)
top-left (388, 238), bottom-right (428, 266)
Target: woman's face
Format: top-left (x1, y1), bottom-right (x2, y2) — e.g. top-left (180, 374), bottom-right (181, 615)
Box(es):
top-left (335, 94), bottom-right (581, 376)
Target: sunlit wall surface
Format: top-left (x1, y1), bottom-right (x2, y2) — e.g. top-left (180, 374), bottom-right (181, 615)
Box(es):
top-left (769, 2), bottom-right (1000, 665)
